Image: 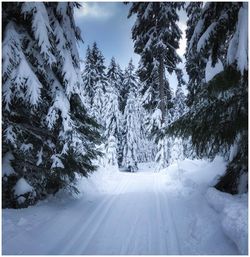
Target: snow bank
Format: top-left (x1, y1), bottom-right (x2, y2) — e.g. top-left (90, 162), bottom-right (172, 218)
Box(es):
top-left (158, 158), bottom-right (240, 254)
top-left (165, 156), bottom-right (227, 188)
top-left (165, 157), bottom-right (247, 255)
top-left (206, 188), bottom-right (248, 254)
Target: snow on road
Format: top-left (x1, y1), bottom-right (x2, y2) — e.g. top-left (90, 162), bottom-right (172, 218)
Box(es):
top-left (3, 159), bottom-right (241, 255)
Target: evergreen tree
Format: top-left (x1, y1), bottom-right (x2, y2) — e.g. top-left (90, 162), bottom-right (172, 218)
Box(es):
top-left (167, 3), bottom-right (248, 194)
top-left (122, 60), bottom-right (140, 171)
top-left (82, 42), bottom-right (107, 124)
top-left (111, 61), bottom-right (124, 167)
top-left (185, 2), bottom-right (204, 107)
top-left (91, 42), bottom-right (107, 92)
top-left (122, 92), bottom-right (139, 171)
top-left (2, 2), bottom-right (101, 208)
top-left (170, 85), bottom-right (188, 163)
top-left (117, 64), bottom-right (125, 112)
top-left (81, 46), bottom-right (95, 107)
top-left (91, 44), bottom-right (107, 126)
top-left (172, 85), bottom-right (188, 121)
top-left (118, 60), bottom-right (144, 167)
top-left (106, 57), bottom-right (123, 93)
top-left (128, 2), bottom-right (184, 169)
top-left (137, 104), bottom-right (157, 163)
top-left (104, 58), bottom-right (121, 165)
top-left (92, 81), bottom-right (105, 126)
top-left (128, 2), bottom-right (184, 120)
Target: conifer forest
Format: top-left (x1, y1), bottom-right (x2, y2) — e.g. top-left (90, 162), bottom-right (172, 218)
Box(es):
top-left (2, 2), bottom-right (248, 255)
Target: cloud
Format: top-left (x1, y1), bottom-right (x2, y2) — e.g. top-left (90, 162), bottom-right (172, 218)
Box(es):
top-left (74, 2), bottom-right (116, 20)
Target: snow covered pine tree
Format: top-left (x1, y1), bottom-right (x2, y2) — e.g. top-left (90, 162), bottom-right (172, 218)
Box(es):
top-left (81, 45), bottom-right (94, 108)
top-left (104, 58), bottom-right (122, 166)
top-left (185, 2), bottom-right (205, 107)
top-left (82, 42), bottom-right (107, 126)
top-left (128, 2), bottom-right (185, 170)
top-left (167, 2), bottom-right (248, 194)
top-left (91, 43), bottom-right (108, 126)
top-left (170, 84), bottom-right (188, 163)
top-left (2, 2), bottom-right (101, 208)
top-left (122, 60), bottom-right (140, 172)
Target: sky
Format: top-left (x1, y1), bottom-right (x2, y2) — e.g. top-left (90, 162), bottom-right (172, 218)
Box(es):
top-left (75, 2), bottom-right (139, 70)
top-left (74, 2), bottom-right (188, 91)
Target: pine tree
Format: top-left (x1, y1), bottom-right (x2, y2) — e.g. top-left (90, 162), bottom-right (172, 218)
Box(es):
top-left (104, 58), bottom-right (121, 166)
top-left (81, 46), bottom-right (94, 108)
top-left (91, 43), bottom-right (107, 126)
top-left (128, 2), bottom-right (184, 119)
top-left (170, 85), bottom-right (188, 163)
top-left (106, 57), bottom-right (123, 93)
top-left (92, 81), bottom-right (105, 126)
top-left (123, 60), bottom-right (139, 97)
top-left (128, 2), bottom-right (184, 169)
top-left (91, 42), bottom-right (107, 93)
top-left (185, 2), bottom-right (205, 107)
top-left (119, 60), bottom-right (137, 159)
top-left (122, 92), bottom-right (139, 171)
top-left (82, 43), bottom-right (107, 123)
top-left (167, 3), bottom-right (248, 194)
top-left (117, 64), bottom-right (125, 112)
top-left (122, 60), bottom-right (140, 171)
top-left (137, 104), bottom-right (157, 163)
top-left (2, 2), bottom-right (57, 208)
top-left (2, 2), bottom-right (101, 208)
top-left (172, 85), bottom-right (188, 121)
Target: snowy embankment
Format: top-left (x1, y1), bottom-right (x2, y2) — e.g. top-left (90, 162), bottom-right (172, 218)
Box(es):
top-left (165, 157), bottom-right (248, 255)
top-left (206, 188), bottom-right (248, 254)
top-left (2, 158), bottom-right (246, 255)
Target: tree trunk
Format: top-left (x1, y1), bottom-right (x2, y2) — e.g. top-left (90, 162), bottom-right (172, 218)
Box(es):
top-left (159, 56), bottom-right (166, 125)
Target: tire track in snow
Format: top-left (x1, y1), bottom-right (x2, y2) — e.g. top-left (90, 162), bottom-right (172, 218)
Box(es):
top-left (155, 174), bottom-right (181, 254)
top-left (120, 173), bottom-right (171, 255)
top-left (118, 210), bottom-right (141, 254)
top-left (82, 176), bottom-right (153, 255)
top-left (116, 173), bottom-right (155, 254)
top-left (153, 173), bottom-right (169, 254)
top-left (52, 174), bottom-right (131, 254)
top-left (126, 175), bottom-right (160, 255)
top-left (9, 174), bottom-right (129, 254)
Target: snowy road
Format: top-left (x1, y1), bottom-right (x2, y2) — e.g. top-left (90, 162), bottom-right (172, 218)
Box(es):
top-left (3, 161), bottom-right (239, 255)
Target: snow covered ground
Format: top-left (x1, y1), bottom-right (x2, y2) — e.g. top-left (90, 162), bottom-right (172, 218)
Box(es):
top-left (2, 158), bottom-right (247, 255)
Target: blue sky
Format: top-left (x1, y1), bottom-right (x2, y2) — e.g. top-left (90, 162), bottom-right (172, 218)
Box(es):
top-left (75, 2), bottom-right (140, 70)
top-left (74, 2), bottom-right (188, 91)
